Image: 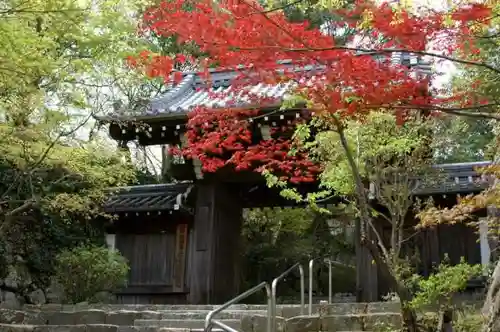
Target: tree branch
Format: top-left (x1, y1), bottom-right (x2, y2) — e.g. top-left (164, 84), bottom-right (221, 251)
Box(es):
top-left (271, 45), bottom-right (500, 75)
top-left (5, 200), bottom-right (35, 216)
top-left (245, 0), bottom-right (306, 16)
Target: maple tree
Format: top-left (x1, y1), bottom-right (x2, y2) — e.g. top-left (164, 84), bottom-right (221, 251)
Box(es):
top-left (132, 0), bottom-right (498, 179)
top-left (129, 0), bottom-right (499, 330)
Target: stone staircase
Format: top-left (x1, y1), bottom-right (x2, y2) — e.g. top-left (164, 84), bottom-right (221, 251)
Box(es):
top-left (0, 302), bottom-right (403, 332)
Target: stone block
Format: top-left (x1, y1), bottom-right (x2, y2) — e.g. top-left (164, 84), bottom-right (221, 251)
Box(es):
top-left (326, 303), bottom-right (367, 316)
top-left (116, 327), bottom-right (137, 332)
top-left (281, 306), bottom-right (312, 318)
top-left (0, 309), bottom-right (25, 324)
top-left (125, 327), bottom-right (159, 332)
top-left (252, 315), bottom-right (284, 332)
top-left (134, 319), bottom-right (241, 330)
top-left (158, 329), bottom-right (190, 332)
top-left (0, 324), bottom-right (34, 332)
top-left (73, 311), bottom-right (106, 325)
top-left (285, 315), bottom-right (320, 332)
top-left (0, 291), bottom-right (21, 309)
top-left (33, 325), bottom-right (87, 332)
top-left (27, 290), bottom-right (46, 305)
top-left (106, 312), bottom-right (141, 326)
top-left (240, 315), bottom-right (253, 332)
top-left (366, 302), bottom-right (401, 313)
top-left (46, 312), bottom-right (76, 325)
top-left (30, 304), bottom-right (63, 311)
top-left (364, 313), bottom-right (402, 330)
top-left (23, 312), bottom-right (47, 325)
top-left (138, 312), bottom-right (161, 321)
top-left (320, 314), bottom-right (363, 331)
top-left (85, 324), bottom-right (118, 332)
top-left (158, 312), bottom-right (205, 320)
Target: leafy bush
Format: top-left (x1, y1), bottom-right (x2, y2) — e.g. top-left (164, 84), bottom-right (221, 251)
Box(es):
top-left (410, 257), bottom-right (482, 312)
top-left (54, 245), bottom-right (129, 303)
top-left (453, 310), bottom-right (485, 332)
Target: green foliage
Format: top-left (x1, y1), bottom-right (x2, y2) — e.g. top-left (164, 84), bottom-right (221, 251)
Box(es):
top-left (453, 310), bottom-right (485, 332)
top-left (0, 0), bottom-right (153, 299)
top-left (241, 206), bottom-right (356, 301)
top-left (313, 112), bottom-right (432, 196)
top-left (2, 214), bottom-right (107, 294)
top-left (258, 0), bottom-right (356, 37)
top-left (431, 115), bottom-right (495, 163)
top-left (54, 245), bottom-right (129, 304)
top-left (442, 3), bottom-right (499, 163)
top-left (410, 257), bottom-right (482, 312)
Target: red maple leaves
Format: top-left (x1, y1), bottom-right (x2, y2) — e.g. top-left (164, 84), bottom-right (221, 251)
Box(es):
top-left (177, 106), bottom-right (321, 183)
top-left (130, 0), bottom-right (493, 182)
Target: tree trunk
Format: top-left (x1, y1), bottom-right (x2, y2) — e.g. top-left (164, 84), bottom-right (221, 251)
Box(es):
top-left (483, 259), bottom-right (500, 332)
top-left (335, 122), bottom-right (419, 330)
top-left (439, 310), bottom-right (454, 332)
top-left (363, 238), bottom-right (419, 332)
top-left (401, 305), bottom-right (419, 332)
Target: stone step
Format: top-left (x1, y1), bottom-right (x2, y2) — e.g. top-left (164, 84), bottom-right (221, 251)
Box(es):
top-left (23, 302), bottom-right (402, 315)
top-left (0, 324), bottom-right (231, 332)
top-left (0, 324), bottom-right (369, 332)
top-left (134, 320), bottom-right (241, 330)
top-left (154, 310), bottom-right (267, 320)
top-left (3, 306), bottom-right (404, 326)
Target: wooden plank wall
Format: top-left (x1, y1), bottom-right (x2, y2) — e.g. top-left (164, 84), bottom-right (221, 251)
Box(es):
top-left (117, 234), bottom-right (177, 286)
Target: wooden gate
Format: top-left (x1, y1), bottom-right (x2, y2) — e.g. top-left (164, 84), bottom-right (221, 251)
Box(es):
top-left (114, 223), bottom-right (189, 304)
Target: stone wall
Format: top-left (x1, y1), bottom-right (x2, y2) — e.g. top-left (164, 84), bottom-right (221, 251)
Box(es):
top-left (0, 272), bottom-right (65, 308)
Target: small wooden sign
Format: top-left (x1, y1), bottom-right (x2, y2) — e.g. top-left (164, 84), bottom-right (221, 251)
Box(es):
top-left (173, 223), bottom-right (188, 292)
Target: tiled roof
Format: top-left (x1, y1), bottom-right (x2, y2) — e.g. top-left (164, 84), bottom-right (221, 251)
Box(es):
top-left (145, 72), bottom-right (297, 115)
top-left (415, 161), bottom-right (494, 195)
top-left (103, 53), bottom-right (432, 118)
top-left (103, 182), bottom-right (194, 213)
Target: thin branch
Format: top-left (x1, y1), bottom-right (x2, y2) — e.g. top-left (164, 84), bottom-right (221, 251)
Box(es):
top-left (0, 8), bottom-right (86, 15)
top-left (238, 0), bottom-right (307, 18)
top-left (306, 46), bottom-right (500, 75)
top-left (233, 44), bottom-right (500, 75)
top-left (373, 103), bottom-right (500, 121)
top-left (5, 200), bottom-right (35, 216)
top-left (30, 111), bottom-right (94, 171)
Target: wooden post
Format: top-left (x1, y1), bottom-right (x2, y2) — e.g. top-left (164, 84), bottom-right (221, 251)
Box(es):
top-left (173, 223), bottom-right (188, 292)
top-left (105, 233), bottom-right (116, 251)
top-left (188, 182), bottom-right (243, 304)
top-left (479, 218), bottom-right (491, 270)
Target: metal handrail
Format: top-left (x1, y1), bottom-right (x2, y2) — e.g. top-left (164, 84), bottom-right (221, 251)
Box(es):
top-left (271, 262), bottom-right (305, 332)
top-left (205, 281), bottom-right (271, 332)
top-left (308, 257), bottom-right (355, 314)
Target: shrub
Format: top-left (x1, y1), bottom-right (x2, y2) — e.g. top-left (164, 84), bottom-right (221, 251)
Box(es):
top-left (54, 244), bottom-right (129, 303)
top-left (410, 257), bottom-right (483, 312)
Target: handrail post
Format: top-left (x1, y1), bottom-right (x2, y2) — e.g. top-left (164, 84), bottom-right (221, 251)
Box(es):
top-left (271, 278), bottom-right (278, 332)
top-left (265, 283), bottom-right (272, 332)
top-left (308, 259), bottom-right (314, 315)
top-left (271, 263), bottom-right (305, 330)
top-left (328, 259), bottom-right (332, 304)
top-left (299, 264), bottom-right (305, 315)
top-left (205, 310), bottom-right (214, 332)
